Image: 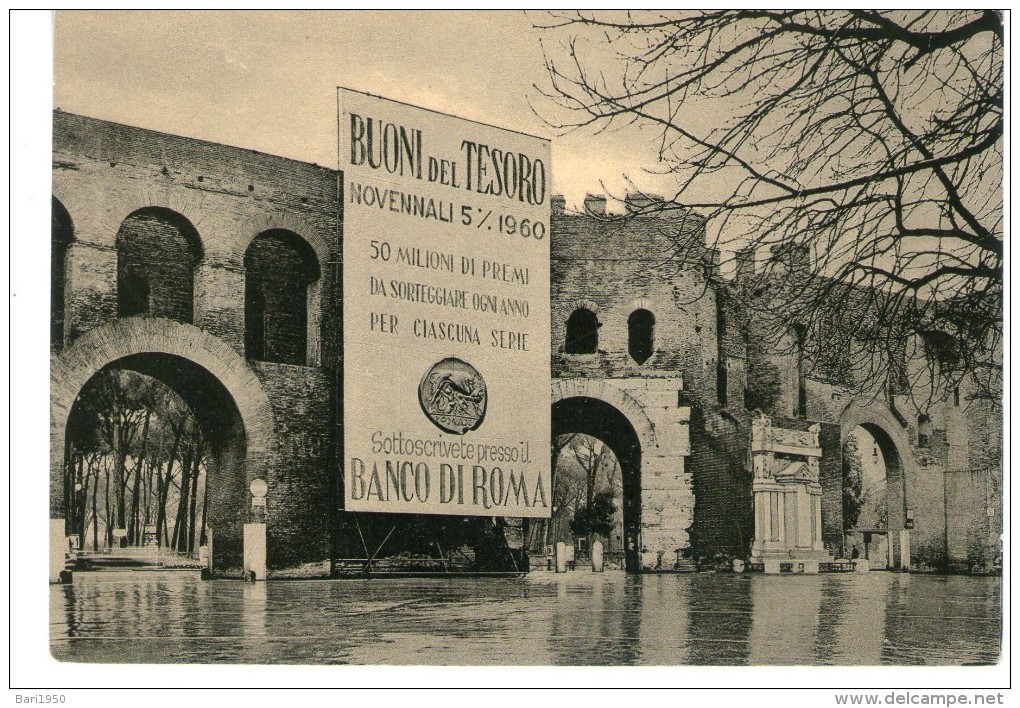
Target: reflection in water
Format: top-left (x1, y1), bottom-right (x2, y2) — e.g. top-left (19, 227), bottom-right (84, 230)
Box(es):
top-left (813, 576), bottom-right (848, 664)
top-left (882, 574), bottom-right (1002, 666)
top-left (832, 575), bottom-right (889, 664)
top-left (637, 574), bottom-right (691, 665)
top-left (748, 575), bottom-right (823, 664)
top-left (51, 571), bottom-right (1000, 666)
top-left (687, 575), bottom-right (752, 665)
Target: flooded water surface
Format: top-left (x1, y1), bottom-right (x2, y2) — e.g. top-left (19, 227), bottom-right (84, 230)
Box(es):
top-left (51, 571), bottom-right (1000, 666)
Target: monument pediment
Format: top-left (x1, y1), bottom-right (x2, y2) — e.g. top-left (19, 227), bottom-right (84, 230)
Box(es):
top-left (775, 460), bottom-right (814, 482)
top-left (750, 413), bottom-right (829, 569)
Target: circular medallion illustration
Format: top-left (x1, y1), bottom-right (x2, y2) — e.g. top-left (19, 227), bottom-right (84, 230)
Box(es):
top-left (418, 357), bottom-right (487, 435)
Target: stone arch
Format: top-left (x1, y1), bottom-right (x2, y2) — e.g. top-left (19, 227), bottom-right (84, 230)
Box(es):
top-left (840, 401), bottom-right (916, 568)
top-left (839, 402), bottom-right (912, 466)
top-left (50, 318), bottom-right (276, 522)
top-left (240, 212), bottom-right (332, 275)
top-left (50, 179), bottom-right (108, 247)
top-left (552, 380), bottom-right (654, 573)
top-left (567, 298), bottom-right (602, 316)
top-left (552, 379), bottom-right (657, 451)
top-left (80, 183), bottom-right (213, 251)
top-left (629, 296), bottom-right (654, 312)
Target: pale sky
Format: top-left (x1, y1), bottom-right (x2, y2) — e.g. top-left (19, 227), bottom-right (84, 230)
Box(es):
top-left (53, 10), bottom-right (677, 212)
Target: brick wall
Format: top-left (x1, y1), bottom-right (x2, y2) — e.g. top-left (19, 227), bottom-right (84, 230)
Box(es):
top-left (551, 208), bottom-right (716, 390)
top-left (253, 362), bottom-right (333, 568)
top-left (816, 421), bottom-right (845, 554)
top-left (52, 112), bottom-right (338, 571)
top-left (688, 404), bottom-right (753, 559)
top-left (115, 210), bottom-right (201, 322)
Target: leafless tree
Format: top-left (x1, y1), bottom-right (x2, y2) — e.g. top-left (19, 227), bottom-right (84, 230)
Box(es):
top-left (66, 370), bottom-right (208, 554)
top-left (537, 10), bottom-right (1002, 407)
top-left (570, 435), bottom-right (616, 509)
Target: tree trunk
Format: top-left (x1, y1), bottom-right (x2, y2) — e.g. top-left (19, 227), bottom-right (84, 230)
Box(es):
top-left (91, 458), bottom-right (99, 552)
top-left (154, 461), bottom-right (164, 547)
top-left (77, 454), bottom-right (89, 542)
top-left (104, 457), bottom-right (113, 549)
top-left (113, 416), bottom-right (127, 534)
top-left (155, 436), bottom-right (179, 548)
top-left (129, 461), bottom-right (141, 546)
top-left (199, 468), bottom-right (209, 547)
top-left (187, 453), bottom-right (200, 554)
top-left (172, 446), bottom-right (193, 552)
top-left (127, 411), bottom-right (150, 545)
top-left (143, 458), bottom-right (154, 529)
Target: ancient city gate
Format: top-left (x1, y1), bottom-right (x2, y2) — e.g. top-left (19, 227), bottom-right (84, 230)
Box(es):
top-left (51, 113), bottom-right (338, 580)
top-left (50, 318), bottom-right (275, 571)
top-left (840, 403), bottom-right (915, 570)
top-left (551, 379), bottom-right (692, 572)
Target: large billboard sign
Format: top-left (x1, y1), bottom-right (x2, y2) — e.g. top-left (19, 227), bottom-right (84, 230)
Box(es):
top-left (338, 88), bottom-right (551, 517)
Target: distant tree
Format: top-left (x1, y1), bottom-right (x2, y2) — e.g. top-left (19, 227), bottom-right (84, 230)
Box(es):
top-left (537, 433), bottom-right (580, 549)
top-left (545, 434), bottom-right (623, 548)
top-left (66, 370), bottom-right (207, 552)
top-left (842, 434), bottom-right (865, 530)
top-left (570, 435), bottom-right (616, 509)
top-left (570, 489), bottom-right (618, 540)
top-left (538, 10), bottom-right (1003, 404)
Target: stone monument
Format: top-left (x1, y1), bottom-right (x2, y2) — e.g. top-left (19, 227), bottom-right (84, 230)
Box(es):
top-left (748, 413), bottom-right (833, 573)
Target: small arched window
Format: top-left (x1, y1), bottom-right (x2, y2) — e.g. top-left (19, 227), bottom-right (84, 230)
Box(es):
top-left (565, 308), bottom-right (599, 354)
top-left (245, 229), bottom-right (321, 365)
top-left (51, 198), bottom-right (74, 347)
top-left (628, 309), bottom-right (655, 364)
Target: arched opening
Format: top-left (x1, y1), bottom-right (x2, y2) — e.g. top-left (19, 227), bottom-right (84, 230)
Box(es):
top-left (628, 309), bottom-right (655, 364)
top-left (244, 229), bottom-right (321, 366)
top-left (62, 353), bottom-right (248, 569)
top-left (51, 197), bottom-right (74, 349)
top-left (116, 208), bottom-right (203, 322)
top-left (552, 396), bottom-right (641, 572)
top-left (842, 424), bottom-right (903, 569)
top-left (564, 307), bottom-right (599, 354)
top-left (538, 434), bottom-right (623, 562)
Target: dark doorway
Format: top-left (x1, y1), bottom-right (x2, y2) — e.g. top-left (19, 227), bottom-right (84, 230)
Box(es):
top-left (552, 396), bottom-right (642, 572)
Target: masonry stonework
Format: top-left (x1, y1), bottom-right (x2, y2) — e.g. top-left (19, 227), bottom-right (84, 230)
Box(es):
top-left (551, 197), bottom-right (1001, 572)
top-left (51, 112), bottom-right (1002, 576)
top-left (51, 112), bottom-right (338, 575)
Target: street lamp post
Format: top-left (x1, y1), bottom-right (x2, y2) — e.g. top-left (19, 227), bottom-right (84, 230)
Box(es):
top-left (245, 478), bottom-right (269, 581)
